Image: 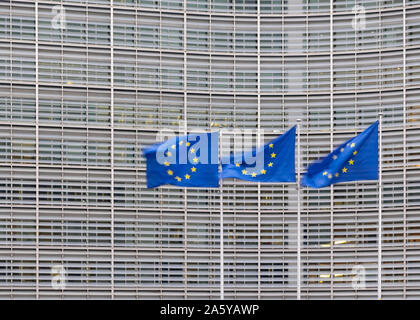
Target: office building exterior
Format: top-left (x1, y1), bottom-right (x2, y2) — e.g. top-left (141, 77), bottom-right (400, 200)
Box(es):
top-left (0, 0), bottom-right (419, 299)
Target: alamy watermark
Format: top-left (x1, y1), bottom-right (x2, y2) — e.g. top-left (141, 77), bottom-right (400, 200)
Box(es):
top-left (154, 125), bottom-right (266, 172)
top-left (51, 265), bottom-right (66, 290)
top-left (51, 5), bottom-right (66, 30)
top-left (352, 265), bottom-right (366, 290)
top-left (352, 5), bottom-right (367, 31)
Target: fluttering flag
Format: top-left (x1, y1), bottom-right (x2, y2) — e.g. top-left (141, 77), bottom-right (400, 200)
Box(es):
top-left (221, 126), bottom-right (296, 182)
top-left (301, 121), bottom-right (378, 189)
top-left (143, 132), bottom-right (219, 188)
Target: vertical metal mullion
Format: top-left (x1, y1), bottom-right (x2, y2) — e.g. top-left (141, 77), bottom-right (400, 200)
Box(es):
top-left (35, 0), bottom-right (40, 300)
top-left (8, 0), bottom-right (12, 299)
top-left (110, 3), bottom-right (115, 300)
top-left (231, 7), bottom-right (236, 300)
top-left (378, 112), bottom-right (383, 300)
top-left (86, 6), bottom-right (90, 299)
top-left (208, 8), bottom-right (214, 299)
top-left (402, 0), bottom-right (408, 299)
top-left (281, 4), bottom-right (287, 300)
top-left (219, 132), bottom-right (224, 300)
top-left (257, 0), bottom-right (261, 300)
top-left (378, 2), bottom-right (383, 300)
top-left (158, 5), bottom-right (163, 300)
top-left (353, 1), bottom-right (359, 290)
top-left (218, 5), bottom-right (225, 302)
top-left (183, 0), bottom-right (188, 299)
top-left (296, 119), bottom-right (302, 300)
top-left (134, 7), bottom-right (141, 299)
top-left (329, 0), bottom-right (334, 300)
top-left (209, 13), bottom-right (212, 130)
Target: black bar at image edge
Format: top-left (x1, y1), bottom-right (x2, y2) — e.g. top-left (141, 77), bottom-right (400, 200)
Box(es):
top-left (0, 299), bottom-right (412, 318)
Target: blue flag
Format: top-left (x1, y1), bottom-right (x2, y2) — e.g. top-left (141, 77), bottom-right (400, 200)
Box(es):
top-left (221, 126), bottom-right (296, 182)
top-left (302, 121), bottom-right (378, 189)
top-left (143, 132), bottom-right (219, 188)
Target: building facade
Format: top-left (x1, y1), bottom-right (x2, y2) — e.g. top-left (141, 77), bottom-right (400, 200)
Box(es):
top-left (0, 0), bottom-right (420, 299)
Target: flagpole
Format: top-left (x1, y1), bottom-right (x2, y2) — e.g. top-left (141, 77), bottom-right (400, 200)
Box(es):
top-left (378, 113), bottom-right (383, 300)
top-left (219, 130), bottom-right (224, 300)
top-left (296, 119), bottom-right (302, 300)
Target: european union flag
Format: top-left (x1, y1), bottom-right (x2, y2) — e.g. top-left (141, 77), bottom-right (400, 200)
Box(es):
top-left (302, 121), bottom-right (378, 189)
top-left (143, 132), bottom-right (219, 188)
top-left (221, 126), bottom-right (296, 182)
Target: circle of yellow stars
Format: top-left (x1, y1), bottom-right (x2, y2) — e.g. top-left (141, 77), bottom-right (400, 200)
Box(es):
top-left (165, 140), bottom-right (198, 182)
top-left (322, 142), bottom-right (358, 179)
top-left (238, 143), bottom-right (275, 178)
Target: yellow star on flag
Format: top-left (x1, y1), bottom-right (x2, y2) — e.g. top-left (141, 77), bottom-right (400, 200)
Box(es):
top-left (193, 157), bottom-right (198, 163)
top-left (191, 167), bottom-right (196, 172)
top-left (261, 169), bottom-right (266, 174)
top-left (251, 172), bottom-right (257, 177)
top-left (342, 167), bottom-right (348, 173)
top-left (242, 169), bottom-right (247, 175)
top-left (179, 141), bottom-right (183, 146)
top-left (323, 171), bottom-right (328, 176)
top-left (335, 173), bottom-right (339, 177)
top-left (268, 162), bottom-right (273, 167)
top-left (349, 159), bottom-right (354, 165)
top-left (235, 163), bottom-right (240, 167)
top-left (269, 144), bottom-right (274, 148)
top-left (171, 145), bottom-right (176, 150)
top-left (167, 170), bottom-right (173, 176)
top-left (271, 152), bottom-right (276, 158)
top-left (175, 176), bottom-right (181, 182)
top-left (333, 155), bottom-right (337, 160)
top-left (164, 161), bottom-right (170, 166)
top-left (190, 148), bottom-right (195, 154)
top-left (353, 150), bottom-right (358, 155)
top-left (185, 174), bottom-right (190, 180)
top-left (186, 142), bottom-right (190, 147)
top-left (351, 143), bottom-right (355, 148)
